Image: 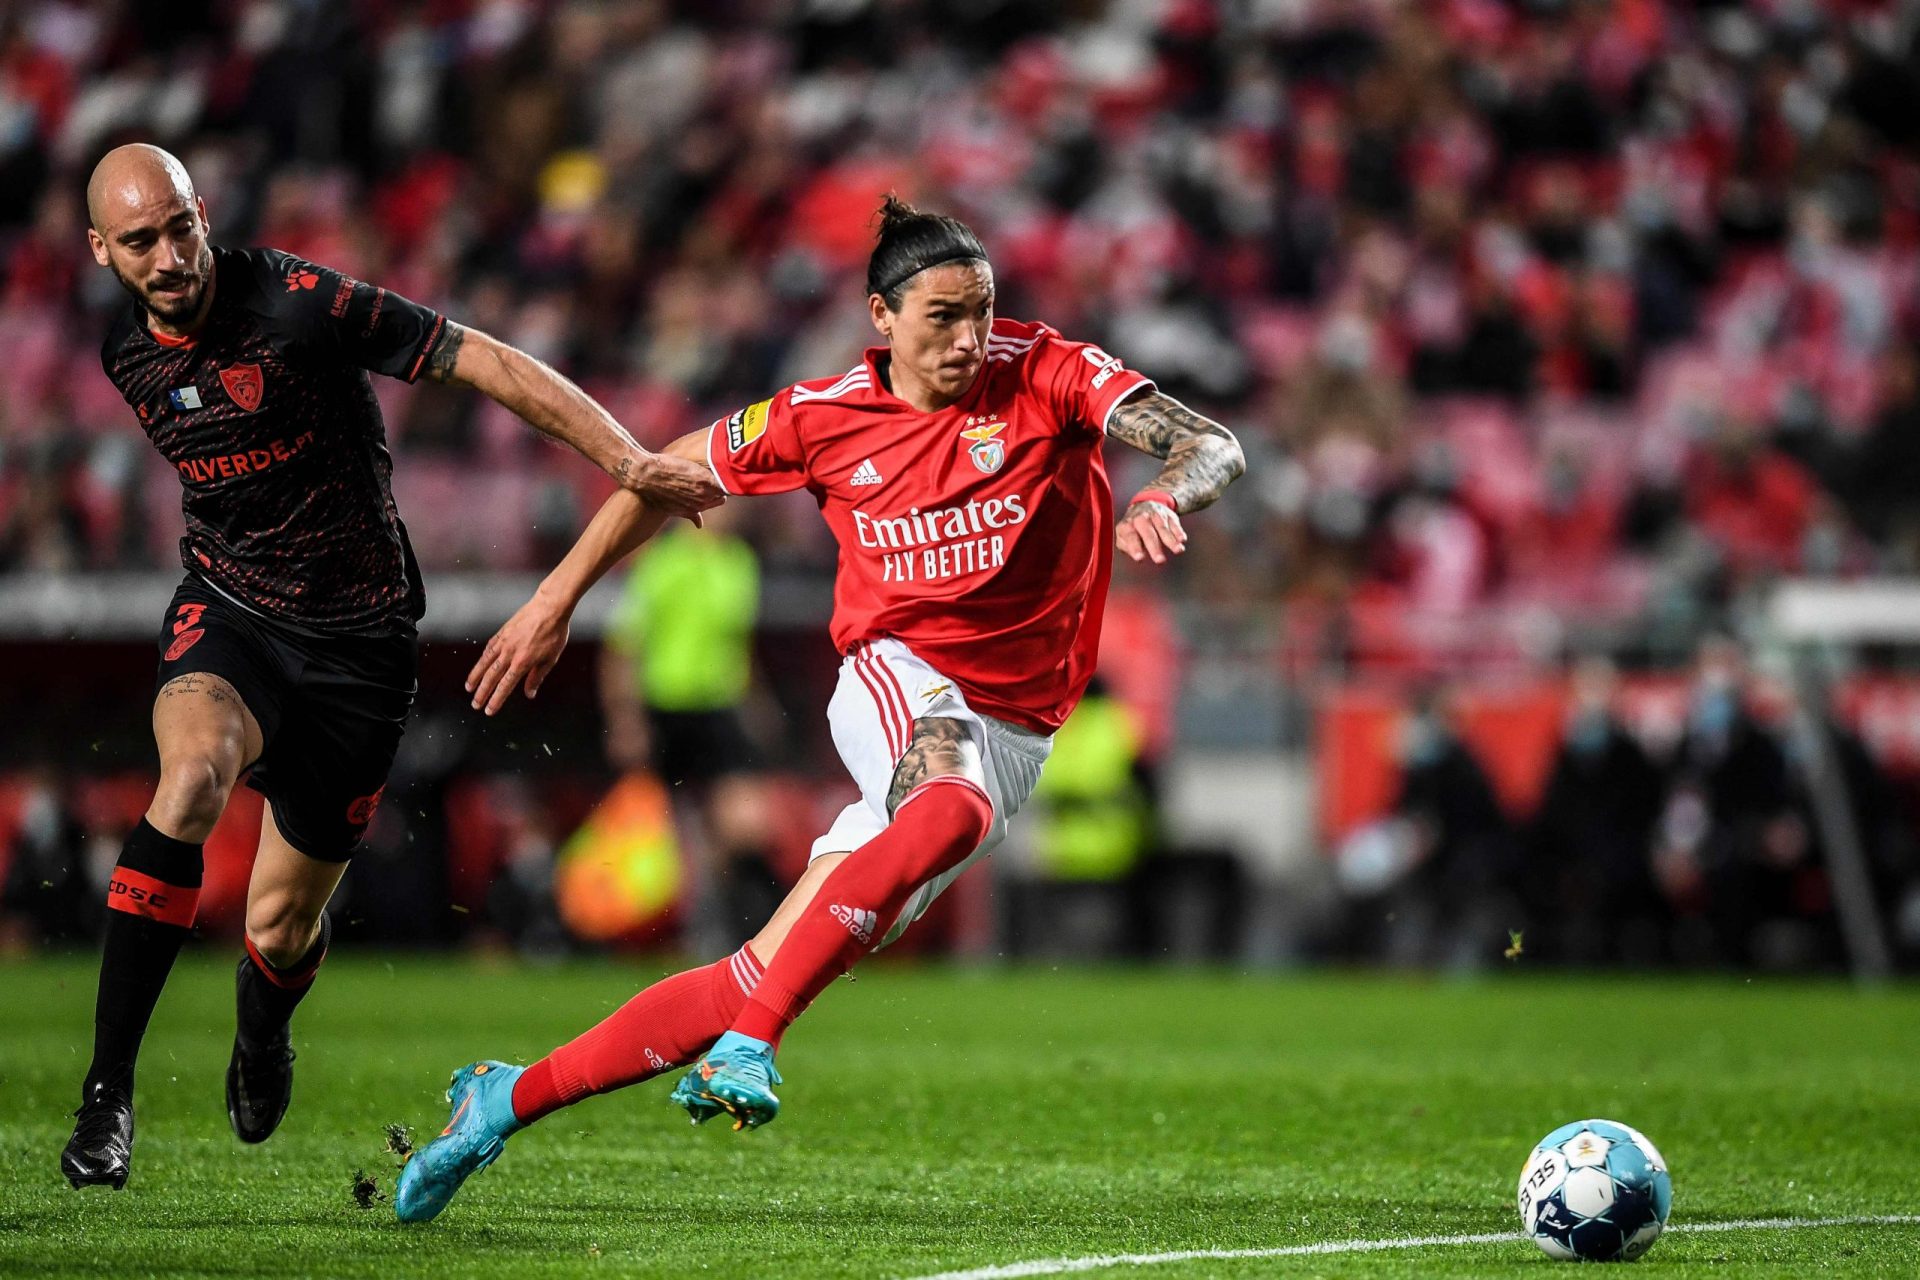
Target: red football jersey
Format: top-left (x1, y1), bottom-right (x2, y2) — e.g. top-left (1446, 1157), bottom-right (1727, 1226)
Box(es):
top-left (705, 318), bottom-right (1154, 733)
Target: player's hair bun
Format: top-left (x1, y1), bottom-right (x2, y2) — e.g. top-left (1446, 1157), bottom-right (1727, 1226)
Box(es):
top-left (867, 194), bottom-right (989, 309)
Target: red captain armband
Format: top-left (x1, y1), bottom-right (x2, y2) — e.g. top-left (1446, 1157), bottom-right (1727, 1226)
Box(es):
top-left (1130, 490), bottom-right (1179, 515)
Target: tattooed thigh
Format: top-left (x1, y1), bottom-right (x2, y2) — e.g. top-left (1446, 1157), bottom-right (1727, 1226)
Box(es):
top-left (153, 671), bottom-right (264, 770)
top-left (157, 671), bottom-right (238, 705)
top-left (886, 717), bottom-right (983, 816)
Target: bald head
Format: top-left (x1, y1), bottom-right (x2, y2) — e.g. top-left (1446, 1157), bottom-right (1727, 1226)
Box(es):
top-left (87, 144), bottom-right (195, 234)
top-left (86, 144), bottom-right (215, 332)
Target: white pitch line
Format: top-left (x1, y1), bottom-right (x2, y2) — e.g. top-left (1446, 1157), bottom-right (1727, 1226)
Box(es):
top-left (903, 1214), bottom-right (1920, 1280)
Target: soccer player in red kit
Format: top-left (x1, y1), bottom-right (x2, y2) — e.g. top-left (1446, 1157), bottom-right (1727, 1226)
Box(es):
top-left (395, 197), bottom-right (1244, 1221)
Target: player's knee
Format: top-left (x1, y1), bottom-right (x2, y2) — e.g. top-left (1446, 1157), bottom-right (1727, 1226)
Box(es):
top-left (152, 753), bottom-right (237, 839)
top-left (927, 777), bottom-right (995, 842)
top-left (246, 894), bottom-right (321, 967)
top-left (928, 754), bottom-right (986, 790)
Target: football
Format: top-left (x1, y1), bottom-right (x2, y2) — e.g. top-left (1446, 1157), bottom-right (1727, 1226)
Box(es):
top-left (1516, 1119), bottom-right (1674, 1261)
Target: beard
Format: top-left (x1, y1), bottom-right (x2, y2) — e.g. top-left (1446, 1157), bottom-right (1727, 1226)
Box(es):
top-left (114, 244), bottom-right (212, 326)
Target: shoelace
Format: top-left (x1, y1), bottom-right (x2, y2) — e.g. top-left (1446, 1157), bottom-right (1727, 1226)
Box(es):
top-left (71, 1089), bottom-right (129, 1138)
top-left (714, 1052), bottom-right (781, 1088)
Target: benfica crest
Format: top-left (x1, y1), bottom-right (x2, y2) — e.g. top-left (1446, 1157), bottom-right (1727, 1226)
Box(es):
top-left (220, 363), bottom-right (263, 413)
top-left (960, 416), bottom-right (1007, 474)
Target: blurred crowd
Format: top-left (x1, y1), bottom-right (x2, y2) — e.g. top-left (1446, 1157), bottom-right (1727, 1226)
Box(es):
top-left (1334, 640), bottom-right (1920, 971)
top-left (1, 0), bottom-right (1918, 667)
top-left (5, 1), bottom-right (1920, 969)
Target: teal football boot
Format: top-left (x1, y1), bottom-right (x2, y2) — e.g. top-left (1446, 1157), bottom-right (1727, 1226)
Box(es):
top-left (669, 1031), bottom-right (782, 1131)
top-left (394, 1061), bottom-right (524, 1222)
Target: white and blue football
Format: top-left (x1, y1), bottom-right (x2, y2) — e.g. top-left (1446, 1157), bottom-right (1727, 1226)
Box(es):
top-left (1516, 1119), bottom-right (1673, 1261)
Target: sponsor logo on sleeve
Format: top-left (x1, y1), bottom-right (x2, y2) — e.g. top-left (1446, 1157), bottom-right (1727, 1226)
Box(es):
top-left (1081, 346), bottom-right (1125, 389)
top-left (727, 398), bottom-right (771, 451)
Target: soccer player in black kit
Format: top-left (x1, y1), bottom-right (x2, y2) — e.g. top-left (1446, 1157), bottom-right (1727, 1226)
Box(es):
top-left (61, 143), bottom-right (724, 1189)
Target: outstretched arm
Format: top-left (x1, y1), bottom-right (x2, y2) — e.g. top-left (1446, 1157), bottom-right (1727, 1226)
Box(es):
top-left (426, 323), bottom-right (723, 519)
top-left (1104, 390), bottom-right (1246, 565)
top-left (466, 427), bottom-right (711, 715)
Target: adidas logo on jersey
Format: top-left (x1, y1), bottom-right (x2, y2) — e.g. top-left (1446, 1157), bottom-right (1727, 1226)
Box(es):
top-left (829, 903), bottom-right (878, 944)
top-left (850, 458), bottom-right (883, 486)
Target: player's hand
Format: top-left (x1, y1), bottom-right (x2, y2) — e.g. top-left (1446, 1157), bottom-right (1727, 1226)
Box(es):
top-left (1115, 500), bottom-right (1187, 565)
top-left (467, 597), bottom-right (571, 716)
top-left (620, 451), bottom-right (724, 523)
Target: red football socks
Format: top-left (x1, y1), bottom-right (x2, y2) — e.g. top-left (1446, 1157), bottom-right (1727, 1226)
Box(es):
top-left (731, 776), bottom-right (993, 1047)
top-left (509, 777), bottom-right (992, 1122)
top-left (510, 944), bottom-right (763, 1124)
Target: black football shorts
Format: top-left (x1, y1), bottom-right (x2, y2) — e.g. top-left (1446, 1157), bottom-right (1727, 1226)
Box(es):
top-left (154, 575), bottom-right (417, 860)
top-left (646, 706), bottom-right (760, 789)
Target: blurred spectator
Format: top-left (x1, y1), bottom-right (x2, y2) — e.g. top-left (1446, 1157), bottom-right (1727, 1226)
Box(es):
top-left (1027, 682), bottom-right (1153, 886)
top-left (1652, 638), bottom-right (1806, 966)
top-left (1527, 658), bottom-right (1667, 965)
top-left (0, 770), bottom-right (95, 948)
top-left (1337, 690), bottom-right (1520, 968)
top-left (1684, 409), bottom-right (1818, 577)
top-left (1830, 347), bottom-right (1920, 571)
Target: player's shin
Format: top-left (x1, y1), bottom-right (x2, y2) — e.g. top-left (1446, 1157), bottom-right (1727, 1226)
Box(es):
top-left (84, 819), bottom-right (205, 1094)
top-left (732, 777), bottom-right (992, 1047)
top-left (507, 943), bottom-right (764, 1125)
top-left (236, 909), bottom-right (332, 1048)
top-left (226, 909), bottom-right (330, 1143)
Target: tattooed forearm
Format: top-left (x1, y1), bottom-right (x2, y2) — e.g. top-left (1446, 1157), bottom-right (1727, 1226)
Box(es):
top-left (886, 717), bottom-right (980, 816)
top-left (423, 322), bottom-right (467, 383)
top-left (1105, 392), bottom-right (1246, 513)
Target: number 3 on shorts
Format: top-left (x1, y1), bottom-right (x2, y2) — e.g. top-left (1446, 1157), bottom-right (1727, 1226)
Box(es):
top-left (166, 601), bottom-right (209, 661)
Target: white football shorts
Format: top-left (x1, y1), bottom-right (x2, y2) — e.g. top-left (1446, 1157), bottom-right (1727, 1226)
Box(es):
top-left (812, 637), bottom-right (1053, 946)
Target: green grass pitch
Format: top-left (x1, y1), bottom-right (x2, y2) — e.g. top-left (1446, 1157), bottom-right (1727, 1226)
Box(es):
top-left (1, 953), bottom-right (1917, 1278)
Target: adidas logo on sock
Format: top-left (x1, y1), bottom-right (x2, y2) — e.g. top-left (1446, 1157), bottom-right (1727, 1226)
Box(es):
top-left (850, 458), bottom-right (883, 486)
top-left (829, 903), bottom-right (877, 944)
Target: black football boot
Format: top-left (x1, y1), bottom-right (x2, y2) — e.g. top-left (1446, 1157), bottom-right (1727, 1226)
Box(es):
top-left (225, 957), bottom-right (296, 1143)
top-left (62, 1079), bottom-right (134, 1188)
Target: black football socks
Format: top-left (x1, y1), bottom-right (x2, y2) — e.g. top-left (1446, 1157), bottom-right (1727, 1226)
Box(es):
top-left (236, 909), bottom-right (331, 1049)
top-left (83, 819), bottom-right (204, 1096)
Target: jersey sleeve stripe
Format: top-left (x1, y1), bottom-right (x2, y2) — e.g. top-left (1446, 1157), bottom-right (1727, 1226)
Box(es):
top-left (703, 425), bottom-right (736, 496)
top-left (791, 370), bottom-right (871, 404)
top-left (404, 313), bottom-right (447, 383)
top-left (1100, 375), bottom-right (1156, 435)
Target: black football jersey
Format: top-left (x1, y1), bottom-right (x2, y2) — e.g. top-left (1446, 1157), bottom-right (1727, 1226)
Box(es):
top-left (102, 246), bottom-right (449, 633)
